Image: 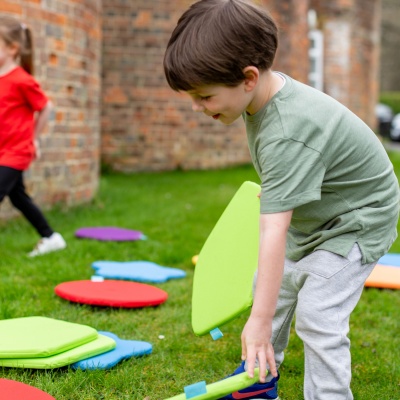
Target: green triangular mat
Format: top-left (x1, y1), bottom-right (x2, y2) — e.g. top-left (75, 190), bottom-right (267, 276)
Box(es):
top-left (0, 316), bottom-right (98, 358)
top-left (0, 334), bottom-right (116, 369)
top-left (192, 181), bottom-right (260, 336)
top-left (165, 368), bottom-right (261, 400)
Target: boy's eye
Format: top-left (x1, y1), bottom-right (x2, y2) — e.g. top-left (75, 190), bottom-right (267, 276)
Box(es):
top-left (201, 96), bottom-right (211, 101)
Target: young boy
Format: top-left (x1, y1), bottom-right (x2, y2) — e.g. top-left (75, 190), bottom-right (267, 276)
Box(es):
top-left (164, 1), bottom-right (399, 399)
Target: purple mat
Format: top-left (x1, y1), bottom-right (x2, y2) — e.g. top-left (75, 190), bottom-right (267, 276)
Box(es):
top-left (75, 227), bottom-right (146, 242)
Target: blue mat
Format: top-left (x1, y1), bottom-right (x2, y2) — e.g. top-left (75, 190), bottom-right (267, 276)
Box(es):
top-left (71, 331), bottom-right (152, 370)
top-left (92, 261), bottom-right (186, 283)
top-left (378, 253), bottom-right (400, 267)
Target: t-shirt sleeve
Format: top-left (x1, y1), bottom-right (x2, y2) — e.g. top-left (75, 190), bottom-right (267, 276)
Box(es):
top-left (21, 75), bottom-right (48, 112)
top-left (258, 138), bottom-right (326, 213)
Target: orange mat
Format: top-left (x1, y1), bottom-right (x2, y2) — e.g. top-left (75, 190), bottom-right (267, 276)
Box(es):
top-left (365, 264), bottom-right (400, 289)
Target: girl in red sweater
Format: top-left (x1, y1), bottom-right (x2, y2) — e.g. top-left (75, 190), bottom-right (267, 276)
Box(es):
top-left (0, 15), bottom-right (66, 256)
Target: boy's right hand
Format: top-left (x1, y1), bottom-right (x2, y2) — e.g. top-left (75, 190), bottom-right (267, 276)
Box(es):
top-left (241, 314), bottom-right (277, 382)
top-left (242, 210), bottom-right (292, 382)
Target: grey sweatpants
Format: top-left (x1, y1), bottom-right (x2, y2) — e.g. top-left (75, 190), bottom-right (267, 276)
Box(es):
top-left (252, 244), bottom-right (376, 400)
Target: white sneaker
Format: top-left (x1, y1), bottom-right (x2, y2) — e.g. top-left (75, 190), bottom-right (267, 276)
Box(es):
top-left (28, 232), bottom-right (67, 257)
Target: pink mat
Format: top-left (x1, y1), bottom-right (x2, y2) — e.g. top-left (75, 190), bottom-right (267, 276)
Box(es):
top-left (75, 227), bottom-right (145, 241)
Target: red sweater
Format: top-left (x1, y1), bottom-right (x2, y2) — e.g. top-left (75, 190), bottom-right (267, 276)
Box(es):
top-left (0, 67), bottom-right (48, 170)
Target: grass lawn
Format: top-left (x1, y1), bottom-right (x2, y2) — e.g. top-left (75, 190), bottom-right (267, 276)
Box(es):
top-left (0, 158), bottom-right (399, 400)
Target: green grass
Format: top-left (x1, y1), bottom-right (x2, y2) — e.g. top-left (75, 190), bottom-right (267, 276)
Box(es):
top-left (1, 161), bottom-right (399, 399)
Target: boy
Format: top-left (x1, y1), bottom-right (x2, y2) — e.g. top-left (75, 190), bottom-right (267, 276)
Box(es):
top-left (163, 1), bottom-right (399, 399)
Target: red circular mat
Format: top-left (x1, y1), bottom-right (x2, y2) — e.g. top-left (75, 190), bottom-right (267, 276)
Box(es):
top-left (55, 280), bottom-right (168, 308)
top-left (0, 379), bottom-right (55, 400)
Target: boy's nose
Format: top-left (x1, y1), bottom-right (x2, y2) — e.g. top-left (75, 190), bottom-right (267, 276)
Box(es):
top-left (192, 100), bottom-right (205, 112)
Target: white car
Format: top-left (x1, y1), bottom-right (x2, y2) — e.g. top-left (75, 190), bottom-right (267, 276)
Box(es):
top-left (390, 113), bottom-right (400, 142)
top-left (375, 103), bottom-right (393, 138)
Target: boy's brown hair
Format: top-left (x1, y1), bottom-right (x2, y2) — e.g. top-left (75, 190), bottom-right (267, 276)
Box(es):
top-left (0, 15), bottom-right (34, 75)
top-left (164, 0), bottom-right (278, 91)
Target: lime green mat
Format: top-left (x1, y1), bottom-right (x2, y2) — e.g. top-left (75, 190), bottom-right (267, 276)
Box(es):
top-left (165, 368), bottom-right (261, 400)
top-left (0, 316), bottom-right (98, 358)
top-left (192, 181), bottom-right (260, 336)
top-left (0, 334), bottom-right (116, 369)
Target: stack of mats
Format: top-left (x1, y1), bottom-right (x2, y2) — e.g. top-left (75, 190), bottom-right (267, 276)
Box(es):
top-left (0, 316), bottom-right (151, 369)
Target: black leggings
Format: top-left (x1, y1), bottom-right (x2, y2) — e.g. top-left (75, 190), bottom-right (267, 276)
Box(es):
top-left (0, 166), bottom-right (53, 238)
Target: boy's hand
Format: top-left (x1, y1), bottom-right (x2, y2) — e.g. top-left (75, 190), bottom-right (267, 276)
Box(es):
top-left (241, 210), bottom-right (292, 383)
top-left (241, 314), bottom-right (277, 382)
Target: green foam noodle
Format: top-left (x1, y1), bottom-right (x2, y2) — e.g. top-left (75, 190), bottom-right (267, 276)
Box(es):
top-left (165, 369), bottom-right (261, 400)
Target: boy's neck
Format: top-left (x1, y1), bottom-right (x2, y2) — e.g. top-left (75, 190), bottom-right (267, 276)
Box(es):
top-left (0, 60), bottom-right (18, 77)
top-left (246, 70), bottom-right (283, 116)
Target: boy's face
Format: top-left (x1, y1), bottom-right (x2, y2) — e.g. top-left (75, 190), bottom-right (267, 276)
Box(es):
top-left (187, 82), bottom-right (252, 125)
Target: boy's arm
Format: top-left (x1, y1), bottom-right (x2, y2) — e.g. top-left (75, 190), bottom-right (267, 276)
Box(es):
top-left (241, 209), bottom-right (292, 382)
top-left (34, 101), bottom-right (53, 159)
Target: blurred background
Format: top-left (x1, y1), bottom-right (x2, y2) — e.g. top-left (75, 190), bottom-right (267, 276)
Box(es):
top-left (0, 0), bottom-right (399, 218)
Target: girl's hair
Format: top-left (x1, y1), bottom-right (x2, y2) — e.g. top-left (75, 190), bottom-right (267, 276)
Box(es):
top-left (0, 15), bottom-right (34, 75)
top-left (164, 0), bottom-right (278, 91)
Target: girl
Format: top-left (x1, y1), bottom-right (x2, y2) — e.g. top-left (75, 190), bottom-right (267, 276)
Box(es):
top-left (0, 15), bottom-right (66, 256)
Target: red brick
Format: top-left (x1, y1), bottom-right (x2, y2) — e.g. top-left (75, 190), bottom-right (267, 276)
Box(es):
top-left (0, 1), bottom-right (22, 14)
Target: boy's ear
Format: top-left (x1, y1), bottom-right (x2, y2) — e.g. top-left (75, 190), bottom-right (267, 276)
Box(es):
top-left (243, 66), bottom-right (259, 92)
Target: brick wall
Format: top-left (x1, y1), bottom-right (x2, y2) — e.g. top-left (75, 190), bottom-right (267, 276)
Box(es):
top-left (1, 0), bottom-right (383, 219)
top-left (100, 0), bottom-right (310, 173)
top-left (311, 0), bottom-right (381, 127)
top-left (101, 0), bottom-right (251, 172)
top-left (380, 0), bottom-right (400, 91)
top-left (101, 0), bottom-right (381, 173)
top-left (0, 0), bottom-right (101, 219)
top-left (263, 0), bottom-right (310, 83)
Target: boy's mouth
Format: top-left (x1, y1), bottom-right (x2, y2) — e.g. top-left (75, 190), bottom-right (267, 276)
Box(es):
top-left (212, 114), bottom-right (220, 120)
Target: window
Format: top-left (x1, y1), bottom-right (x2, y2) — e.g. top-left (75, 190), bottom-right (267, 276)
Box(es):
top-left (308, 10), bottom-right (324, 91)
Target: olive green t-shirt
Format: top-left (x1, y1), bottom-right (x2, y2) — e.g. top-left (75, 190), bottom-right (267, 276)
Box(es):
top-left (244, 73), bottom-right (399, 263)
